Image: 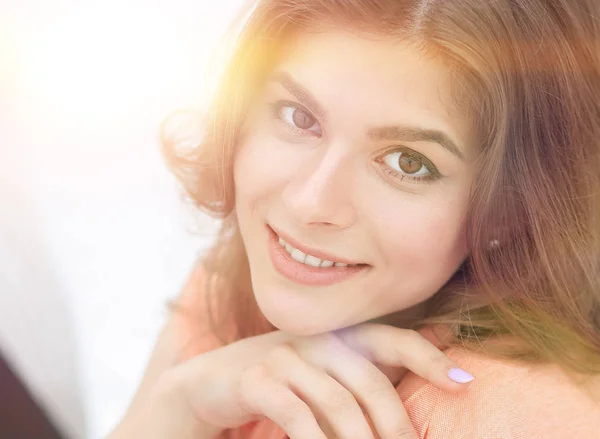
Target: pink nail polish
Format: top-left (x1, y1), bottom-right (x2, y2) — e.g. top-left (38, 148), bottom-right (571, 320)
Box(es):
top-left (448, 367), bottom-right (474, 383)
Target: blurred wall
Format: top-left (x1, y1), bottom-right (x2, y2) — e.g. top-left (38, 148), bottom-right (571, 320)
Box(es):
top-left (0, 1), bottom-right (243, 437)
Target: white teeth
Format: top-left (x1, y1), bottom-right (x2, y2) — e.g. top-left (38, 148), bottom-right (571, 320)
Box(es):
top-left (277, 234), bottom-right (358, 269)
top-left (305, 255), bottom-right (322, 267)
top-left (290, 249), bottom-right (306, 263)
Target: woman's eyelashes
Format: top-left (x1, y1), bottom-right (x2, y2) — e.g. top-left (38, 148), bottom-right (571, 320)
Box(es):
top-left (377, 149), bottom-right (441, 183)
top-left (269, 100), bottom-right (441, 184)
top-left (270, 100), bottom-right (322, 137)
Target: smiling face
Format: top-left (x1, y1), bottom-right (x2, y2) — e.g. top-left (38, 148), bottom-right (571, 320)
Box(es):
top-left (233, 30), bottom-right (476, 335)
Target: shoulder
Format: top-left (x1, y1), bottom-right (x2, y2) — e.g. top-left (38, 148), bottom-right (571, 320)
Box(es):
top-left (173, 263), bottom-right (233, 361)
top-left (397, 347), bottom-right (600, 438)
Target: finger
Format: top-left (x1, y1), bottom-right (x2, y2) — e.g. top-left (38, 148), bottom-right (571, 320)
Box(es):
top-left (238, 364), bottom-right (328, 439)
top-left (336, 324), bottom-right (474, 392)
top-left (265, 344), bottom-right (376, 439)
top-left (373, 362), bottom-right (408, 386)
top-left (299, 335), bottom-right (419, 439)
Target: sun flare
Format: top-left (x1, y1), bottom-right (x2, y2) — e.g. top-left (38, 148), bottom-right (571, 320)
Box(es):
top-left (18, 4), bottom-right (222, 126)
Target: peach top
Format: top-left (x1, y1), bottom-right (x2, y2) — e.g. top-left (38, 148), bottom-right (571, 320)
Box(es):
top-left (175, 268), bottom-right (600, 438)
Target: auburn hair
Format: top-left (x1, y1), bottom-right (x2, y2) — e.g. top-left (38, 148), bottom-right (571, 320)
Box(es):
top-left (163, 0), bottom-right (600, 376)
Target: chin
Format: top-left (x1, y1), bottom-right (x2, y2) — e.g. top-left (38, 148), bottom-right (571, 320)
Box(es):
top-left (269, 315), bottom-right (329, 336)
top-left (252, 286), bottom-right (337, 336)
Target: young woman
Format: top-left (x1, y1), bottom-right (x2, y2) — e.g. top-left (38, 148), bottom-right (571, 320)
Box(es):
top-left (109, 0), bottom-right (600, 438)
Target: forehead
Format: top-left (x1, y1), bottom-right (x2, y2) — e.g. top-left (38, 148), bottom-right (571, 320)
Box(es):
top-left (272, 30), bottom-right (476, 156)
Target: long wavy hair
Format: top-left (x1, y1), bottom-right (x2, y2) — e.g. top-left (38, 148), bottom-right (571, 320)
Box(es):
top-left (163, 0), bottom-right (600, 376)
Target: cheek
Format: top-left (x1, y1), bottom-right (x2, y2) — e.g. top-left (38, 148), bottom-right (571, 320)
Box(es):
top-left (369, 190), bottom-right (469, 295)
top-left (234, 123), bottom-right (318, 213)
top-left (234, 133), bottom-right (286, 211)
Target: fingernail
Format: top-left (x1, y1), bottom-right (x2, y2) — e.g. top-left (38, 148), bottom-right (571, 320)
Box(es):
top-left (447, 367), bottom-right (474, 383)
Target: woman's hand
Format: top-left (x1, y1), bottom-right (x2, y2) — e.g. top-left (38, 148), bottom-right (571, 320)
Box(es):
top-left (112, 323), bottom-right (472, 439)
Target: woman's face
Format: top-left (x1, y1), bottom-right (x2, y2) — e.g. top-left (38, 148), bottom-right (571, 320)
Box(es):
top-left (234, 30), bottom-right (476, 335)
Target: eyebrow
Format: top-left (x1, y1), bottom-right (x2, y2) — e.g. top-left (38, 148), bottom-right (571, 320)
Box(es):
top-left (367, 126), bottom-right (464, 160)
top-left (268, 70), bottom-right (465, 161)
top-left (270, 71), bottom-right (328, 121)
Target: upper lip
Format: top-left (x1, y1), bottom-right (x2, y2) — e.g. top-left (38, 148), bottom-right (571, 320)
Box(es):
top-left (269, 225), bottom-right (368, 265)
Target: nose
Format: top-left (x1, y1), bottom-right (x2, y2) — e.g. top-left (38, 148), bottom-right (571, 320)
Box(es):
top-left (281, 147), bottom-right (356, 229)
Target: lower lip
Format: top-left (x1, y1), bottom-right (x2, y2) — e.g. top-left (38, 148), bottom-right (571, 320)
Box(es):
top-left (267, 226), bottom-right (369, 286)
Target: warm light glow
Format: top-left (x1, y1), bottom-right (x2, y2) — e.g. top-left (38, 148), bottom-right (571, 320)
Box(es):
top-left (19, 3), bottom-right (220, 126)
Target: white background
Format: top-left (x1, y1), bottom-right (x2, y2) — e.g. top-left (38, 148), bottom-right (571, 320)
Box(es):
top-left (0, 1), bottom-right (244, 437)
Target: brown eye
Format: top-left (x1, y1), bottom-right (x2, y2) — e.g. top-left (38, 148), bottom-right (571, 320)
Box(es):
top-left (275, 102), bottom-right (322, 135)
top-left (398, 154), bottom-right (423, 174)
top-left (291, 107), bottom-right (316, 129)
top-left (381, 150), bottom-right (437, 182)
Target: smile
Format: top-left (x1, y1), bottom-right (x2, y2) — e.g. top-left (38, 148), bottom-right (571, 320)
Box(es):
top-left (267, 225), bottom-right (370, 286)
top-left (278, 236), bottom-right (362, 268)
